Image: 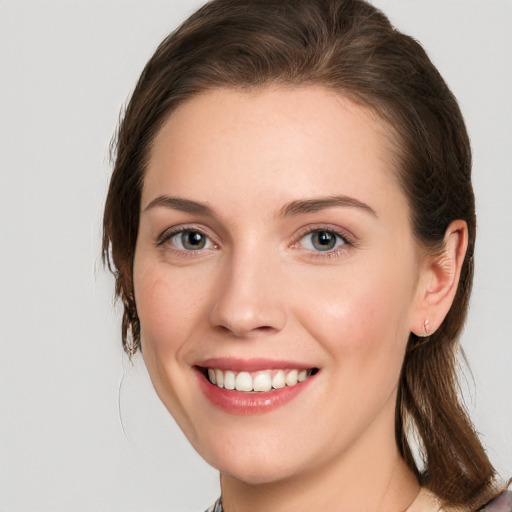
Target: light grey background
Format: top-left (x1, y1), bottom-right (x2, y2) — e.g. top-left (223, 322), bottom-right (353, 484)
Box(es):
top-left (0, 1), bottom-right (510, 511)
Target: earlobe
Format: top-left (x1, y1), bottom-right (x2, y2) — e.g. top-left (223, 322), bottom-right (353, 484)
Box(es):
top-left (412, 220), bottom-right (468, 337)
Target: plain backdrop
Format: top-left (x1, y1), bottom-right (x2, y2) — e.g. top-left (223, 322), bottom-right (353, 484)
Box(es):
top-left (1, 1), bottom-right (510, 511)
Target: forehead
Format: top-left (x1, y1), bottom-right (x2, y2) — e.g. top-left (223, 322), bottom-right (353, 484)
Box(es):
top-left (143, 86), bottom-right (405, 219)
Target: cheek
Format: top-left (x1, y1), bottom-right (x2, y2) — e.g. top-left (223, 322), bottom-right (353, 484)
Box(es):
top-left (293, 259), bottom-right (415, 358)
top-left (133, 260), bottom-right (207, 430)
top-left (290, 262), bottom-right (416, 431)
top-left (133, 258), bottom-right (196, 360)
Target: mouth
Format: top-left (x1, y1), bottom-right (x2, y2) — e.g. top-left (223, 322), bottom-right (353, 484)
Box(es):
top-left (197, 366), bottom-right (319, 393)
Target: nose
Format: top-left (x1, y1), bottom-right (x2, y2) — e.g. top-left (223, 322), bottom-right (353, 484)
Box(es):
top-left (208, 252), bottom-right (287, 338)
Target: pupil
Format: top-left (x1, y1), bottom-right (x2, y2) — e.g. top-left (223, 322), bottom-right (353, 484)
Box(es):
top-left (313, 231), bottom-right (335, 251)
top-left (182, 231), bottom-right (206, 250)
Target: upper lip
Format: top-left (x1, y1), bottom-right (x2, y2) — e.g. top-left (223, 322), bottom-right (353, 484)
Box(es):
top-left (195, 357), bottom-right (316, 372)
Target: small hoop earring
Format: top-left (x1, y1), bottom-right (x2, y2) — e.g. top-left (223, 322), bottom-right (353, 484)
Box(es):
top-left (423, 319), bottom-right (431, 337)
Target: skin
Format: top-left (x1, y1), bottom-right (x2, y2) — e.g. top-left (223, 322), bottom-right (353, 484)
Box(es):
top-left (133, 87), bottom-right (467, 512)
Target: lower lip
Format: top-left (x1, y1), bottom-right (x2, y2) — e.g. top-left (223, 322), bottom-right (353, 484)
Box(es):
top-left (196, 370), bottom-right (317, 415)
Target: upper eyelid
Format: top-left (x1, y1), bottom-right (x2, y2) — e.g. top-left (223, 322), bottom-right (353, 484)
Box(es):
top-left (156, 224), bottom-right (219, 247)
top-left (155, 222), bottom-right (356, 249)
top-left (299, 229), bottom-right (347, 244)
top-left (290, 229), bottom-right (352, 262)
top-left (293, 224), bottom-right (355, 245)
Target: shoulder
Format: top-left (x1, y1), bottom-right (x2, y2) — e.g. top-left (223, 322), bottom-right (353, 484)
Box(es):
top-left (407, 488), bottom-right (444, 512)
top-left (204, 497), bottom-right (223, 512)
top-left (202, 491), bottom-right (512, 512)
top-left (408, 488), bottom-right (512, 512)
top-left (480, 490), bottom-right (512, 512)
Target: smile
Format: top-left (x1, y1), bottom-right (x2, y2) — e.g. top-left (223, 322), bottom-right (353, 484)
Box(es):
top-left (205, 368), bottom-right (316, 392)
top-left (195, 359), bottom-right (320, 414)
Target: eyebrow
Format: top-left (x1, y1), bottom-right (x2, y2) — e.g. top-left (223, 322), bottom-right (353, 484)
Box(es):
top-left (143, 194), bottom-right (377, 218)
top-left (143, 196), bottom-right (214, 216)
top-left (279, 195), bottom-right (377, 218)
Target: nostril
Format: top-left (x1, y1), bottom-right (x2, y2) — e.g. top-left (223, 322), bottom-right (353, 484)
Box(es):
top-left (246, 325), bottom-right (280, 337)
top-left (213, 323), bottom-right (279, 338)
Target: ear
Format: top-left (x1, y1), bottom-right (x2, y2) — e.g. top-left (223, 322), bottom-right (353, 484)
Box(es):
top-left (411, 220), bottom-right (468, 337)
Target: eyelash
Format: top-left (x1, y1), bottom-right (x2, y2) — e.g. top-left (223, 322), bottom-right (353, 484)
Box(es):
top-left (292, 225), bottom-right (353, 260)
top-left (155, 224), bottom-right (354, 259)
top-left (156, 225), bottom-right (218, 255)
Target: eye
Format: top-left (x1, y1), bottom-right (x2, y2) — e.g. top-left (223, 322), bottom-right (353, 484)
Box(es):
top-left (166, 229), bottom-right (215, 251)
top-left (299, 229), bottom-right (346, 252)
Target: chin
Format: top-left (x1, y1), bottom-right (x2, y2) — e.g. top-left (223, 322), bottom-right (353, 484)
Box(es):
top-left (215, 455), bottom-right (299, 486)
top-left (191, 431), bottom-right (311, 486)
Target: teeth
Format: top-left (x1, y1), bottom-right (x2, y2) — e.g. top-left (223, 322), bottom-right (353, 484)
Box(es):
top-left (253, 373), bottom-right (272, 392)
top-left (206, 368), bottom-right (314, 392)
top-left (224, 370), bottom-right (235, 390)
top-left (215, 369), bottom-right (224, 388)
top-left (235, 372), bottom-right (253, 392)
top-left (272, 370), bottom-right (286, 389)
top-left (285, 369), bottom-right (298, 387)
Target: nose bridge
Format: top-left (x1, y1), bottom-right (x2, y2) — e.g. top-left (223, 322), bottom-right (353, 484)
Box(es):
top-left (208, 243), bottom-right (286, 337)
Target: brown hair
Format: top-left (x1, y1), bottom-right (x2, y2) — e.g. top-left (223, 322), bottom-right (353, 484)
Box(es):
top-left (103, 0), bottom-right (499, 508)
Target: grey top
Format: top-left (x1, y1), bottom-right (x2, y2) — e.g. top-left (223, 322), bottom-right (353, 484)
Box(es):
top-left (483, 490), bottom-right (512, 511)
top-left (204, 490), bottom-right (512, 512)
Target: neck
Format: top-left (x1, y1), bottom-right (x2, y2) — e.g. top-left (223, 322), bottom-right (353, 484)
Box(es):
top-left (221, 456), bottom-right (419, 512)
top-left (220, 399), bottom-right (420, 512)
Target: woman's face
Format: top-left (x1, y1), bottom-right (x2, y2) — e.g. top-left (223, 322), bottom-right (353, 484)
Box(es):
top-left (133, 87), bottom-right (426, 484)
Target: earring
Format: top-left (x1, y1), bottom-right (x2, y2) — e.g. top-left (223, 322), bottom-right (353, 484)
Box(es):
top-left (422, 319), bottom-right (431, 337)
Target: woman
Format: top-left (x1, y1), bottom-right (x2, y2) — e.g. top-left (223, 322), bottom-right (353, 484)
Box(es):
top-left (103, 0), bottom-right (510, 510)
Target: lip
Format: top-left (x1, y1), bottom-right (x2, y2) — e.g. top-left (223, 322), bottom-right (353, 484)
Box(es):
top-left (194, 358), bottom-right (319, 415)
top-left (197, 357), bottom-right (314, 372)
